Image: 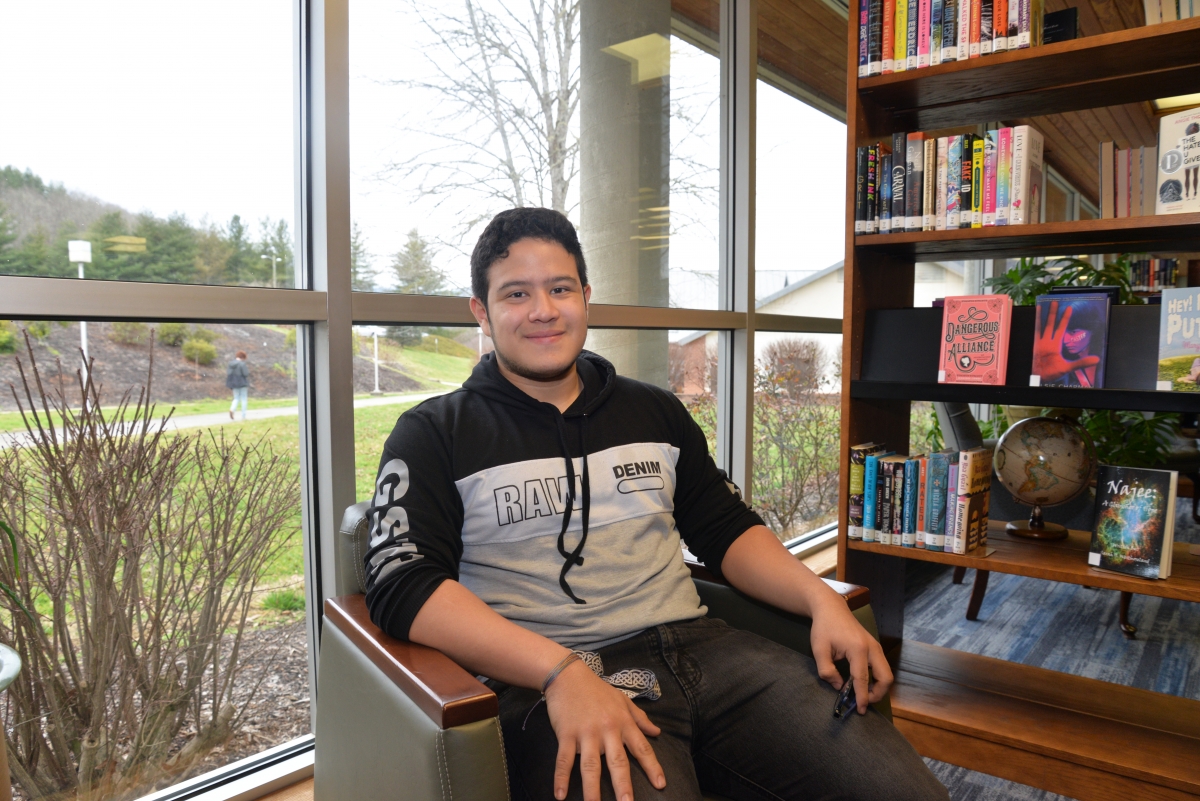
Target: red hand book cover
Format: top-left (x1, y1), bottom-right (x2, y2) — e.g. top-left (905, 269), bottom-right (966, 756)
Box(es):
top-left (938, 294), bottom-right (1013, 384)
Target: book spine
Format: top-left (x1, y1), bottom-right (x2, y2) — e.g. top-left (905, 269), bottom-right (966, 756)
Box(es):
top-left (928, 454), bottom-right (948, 551)
top-left (902, 460), bottom-right (917, 546)
top-left (895, 0), bottom-right (909, 71)
top-left (1143, 146), bottom-right (1158, 219)
top-left (993, 0), bottom-right (1008, 51)
top-left (879, 463), bottom-right (893, 546)
top-left (1007, 0), bottom-right (1020, 47)
top-left (866, 144), bottom-right (878, 233)
top-left (932, 0), bottom-right (945, 64)
top-left (947, 135), bottom-right (962, 228)
top-left (951, 492), bottom-right (967, 554)
top-left (982, 131), bottom-right (997, 226)
top-left (869, 0), bottom-right (884, 74)
top-left (971, 0), bottom-right (982, 56)
top-left (936, 137), bottom-right (948, 230)
top-left (849, 446), bottom-right (870, 538)
top-left (906, 133), bottom-right (925, 231)
top-left (1132, 146), bottom-right (1143, 217)
top-left (862, 454), bottom-right (879, 538)
top-left (916, 456), bottom-right (928, 548)
top-left (891, 132), bottom-right (907, 229)
top-left (855, 146), bottom-right (868, 233)
top-left (1032, 0), bottom-right (1043, 45)
top-left (972, 135), bottom-right (984, 227)
top-left (883, 0), bottom-right (897, 71)
top-left (958, 0), bottom-right (972, 60)
top-left (1144, 0), bottom-right (1161, 24)
top-left (1100, 141), bottom-right (1115, 219)
top-left (946, 460), bottom-right (959, 552)
top-left (1116, 148), bottom-right (1129, 218)
top-left (870, 462), bottom-right (887, 543)
top-left (859, 0), bottom-right (870, 76)
top-left (880, 153), bottom-right (893, 233)
top-left (907, 0), bottom-right (920, 68)
top-left (996, 127), bottom-right (1012, 225)
top-left (923, 137), bottom-right (936, 230)
top-left (942, 0), bottom-right (959, 59)
top-left (960, 134), bottom-right (974, 227)
top-left (1010, 126), bottom-right (1027, 224)
top-left (981, 0), bottom-right (994, 53)
top-left (918, 0), bottom-right (932, 66)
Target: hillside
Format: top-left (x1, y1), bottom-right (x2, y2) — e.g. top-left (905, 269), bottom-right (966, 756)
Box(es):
top-left (0, 166), bottom-right (128, 244)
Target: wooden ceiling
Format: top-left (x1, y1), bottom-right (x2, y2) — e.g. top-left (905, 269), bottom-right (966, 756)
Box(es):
top-left (674, 0), bottom-right (1159, 204)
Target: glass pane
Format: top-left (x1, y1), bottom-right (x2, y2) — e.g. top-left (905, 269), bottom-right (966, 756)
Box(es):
top-left (914, 261), bottom-right (968, 306)
top-left (0, 4), bottom-right (296, 287)
top-left (1044, 177), bottom-right (1071, 223)
top-left (349, 0), bottom-right (720, 310)
top-left (755, 80), bottom-right (846, 312)
top-left (751, 331), bottom-right (842, 542)
top-left (0, 319), bottom-right (307, 799)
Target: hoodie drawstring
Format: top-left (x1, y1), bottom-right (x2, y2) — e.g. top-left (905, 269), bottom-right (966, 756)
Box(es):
top-left (552, 411), bottom-right (590, 604)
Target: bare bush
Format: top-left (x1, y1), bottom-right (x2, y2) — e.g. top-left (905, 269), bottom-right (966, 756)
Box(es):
top-left (0, 334), bottom-right (300, 800)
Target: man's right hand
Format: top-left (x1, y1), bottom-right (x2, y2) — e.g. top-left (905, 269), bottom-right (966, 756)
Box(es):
top-left (543, 659), bottom-right (666, 801)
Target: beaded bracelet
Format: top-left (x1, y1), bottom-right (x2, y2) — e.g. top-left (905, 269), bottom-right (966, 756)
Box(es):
top-left (540, 652), bottom-right (581, 695)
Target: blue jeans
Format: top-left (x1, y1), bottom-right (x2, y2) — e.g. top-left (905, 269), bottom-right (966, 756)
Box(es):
top-left (230, 386), bottom-right (248, 419)
top-left (493, 617), bottom-right (947, 801)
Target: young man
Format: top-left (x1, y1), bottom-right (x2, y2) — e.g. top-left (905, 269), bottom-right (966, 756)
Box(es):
top-left (365, 208), bottom-right (947, 801)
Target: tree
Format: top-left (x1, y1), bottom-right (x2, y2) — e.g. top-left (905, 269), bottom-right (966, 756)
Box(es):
top-left (224, 214), bottom-right (261, 285)
top-left (383, 0), bottom-right (580, 239)
top-left (350, 221), bottom-right (375, 292)
top-left (258, 218), bottom-right (295, 288)
top-left (390, 228), bottom-right (448, 295)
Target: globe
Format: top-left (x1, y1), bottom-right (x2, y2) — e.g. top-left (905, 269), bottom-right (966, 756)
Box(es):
top-left (993, 416), bottom-right (1096, 540)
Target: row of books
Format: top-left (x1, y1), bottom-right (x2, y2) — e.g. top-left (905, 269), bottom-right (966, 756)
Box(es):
top-left (937, 287), bottom-right (1200, 392)
top-left (854, 126), bottom-right (1044, 234)
top-left (1129, 257), bottom-right (1180, 293)
top-left (1144, 0), bottom-right (1199, 24)
top-left (1099, 143), bottom-right (1158, 219)
top-left (849, 444), bottom-right (993, 554)
top-left (856, 0), bottom-right (1044, 78)
top-left (1106, 107), bottom-right (1200, 219)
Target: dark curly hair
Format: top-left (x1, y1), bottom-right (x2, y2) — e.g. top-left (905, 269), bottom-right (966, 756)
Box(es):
top-left (470, 208), bottom-right (587, 303)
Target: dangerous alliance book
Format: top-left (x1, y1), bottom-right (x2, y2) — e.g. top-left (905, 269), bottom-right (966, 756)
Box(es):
top-left (1089, 465), bottom-right (1177, 580)
top-left (938, 294), bottom-right (1013, 384)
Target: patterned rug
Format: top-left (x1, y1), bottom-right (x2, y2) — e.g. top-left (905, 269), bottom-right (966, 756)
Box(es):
top-left (904, 498), bottom-right (1200, 800)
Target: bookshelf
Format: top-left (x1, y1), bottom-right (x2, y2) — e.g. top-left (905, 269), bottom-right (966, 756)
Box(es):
top-left (838, 10), bottom-right (1200, 800)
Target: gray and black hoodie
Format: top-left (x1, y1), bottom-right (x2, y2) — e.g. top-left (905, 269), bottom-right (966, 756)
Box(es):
top-left (364, 350), bottom-right (764, 649)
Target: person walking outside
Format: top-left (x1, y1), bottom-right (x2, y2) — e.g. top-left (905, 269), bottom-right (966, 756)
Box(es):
top-left (226, 351), bottom-right (250, 420)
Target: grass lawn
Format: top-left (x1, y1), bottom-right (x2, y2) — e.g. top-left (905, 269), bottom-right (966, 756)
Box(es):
top-left (371, 337), bottom-right (474, 387)
top-left (0, 396), bottom-right (301, 433)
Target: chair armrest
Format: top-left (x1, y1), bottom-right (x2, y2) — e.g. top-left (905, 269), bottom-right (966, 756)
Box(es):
top-left (684, 557), bottom-right (870, 610)
top-left (324, 595), bottom-right (498, 729)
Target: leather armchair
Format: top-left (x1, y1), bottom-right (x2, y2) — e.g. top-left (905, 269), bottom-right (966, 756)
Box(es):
top-left (314, 502), bottom-right (886, 801)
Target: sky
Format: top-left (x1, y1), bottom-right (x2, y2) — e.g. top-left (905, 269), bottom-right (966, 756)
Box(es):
top-left (0, 0), bottom-right (846, 308)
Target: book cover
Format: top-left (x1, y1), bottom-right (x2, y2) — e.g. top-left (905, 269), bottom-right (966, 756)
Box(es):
top-left (958, 0), bottom-right (973, 59)
top-left (1089, 465), bottom-right (1178, 579)
top-left (993, 0), bottom-right (1008, 50)
top-left (1142, 146), bottom-right (1158, 218)
top-left (1100, 141), bottom-right (1115, 219)
top-left (925, 451), bottom-right (951, 551)
top-left (916, 456), bottom-right (929, 547)
top-left (968, 490), bottom-right (990, 552)
top-left (855, 146), bottom-right (868, 233)
top-left (923, 137), bottom-right (937, 230)
top-left (880, 153), bottom-right (893, 233)
top-left (972, 135), bottom-right (984, 226)
top-left (936, 137), bottom-right (948, 230)
top-left (849, 443), bottom-right (884, 538)
top-left (918, 0), bottom-right (932, 66)
top-left (1007, 0), bottom-right (1020, 47)
top-left (859, 0), bottom-right (870, 77)
top-left (866, 144), bottom-right (878, 233)
top-left (895, 0), bottom-right (910, 71)
top-left (868, 0), bottom-right (885, 74)
top-left (1010, 125), bottom-right (1044, 225)
top-left (943, 0), bottom-right (959, 59)
top-left (1031, 294), bottom-right (1111, 388)
top-left (1157, 287), bottom-right (1200, 392)
top-left (902, 457), bottom-right (919, 546)
top-left (907, 0), bottom-right (921, 68)
top-left (939, 294), bottom-right (1013, 384)
top-left (952, 490), bottom-right (988, 554)
top-left (957, 446), bottom-right (993, 496)
top-left (947, 135), bottom-right (962, 228)
top-left (1155, 107), bottom-right (1200, 216)
top-left (883, 0), bottom-right (897, 70)
top-left (906, 132), bottom-right (926, 231)
top-left (960, 133), bottom-right (975, 227)
top-left (932, 0), bottom-right (945, 64)
top-left (980, 0), bottom-right (994, 53)
top-left (892, 133), bottom-right (908, 229)
top-left (995, 127), bottom-right (1012, 225)
top-left (983, 130), bottom-right (998, 225)
top-left (1117, 148), bottom-right (1130, 218)
top-left (971, 0), bottom-right (983, 56)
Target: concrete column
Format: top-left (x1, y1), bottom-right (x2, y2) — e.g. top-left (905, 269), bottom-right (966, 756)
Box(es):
top-left (580, 0), bottom-right (671, 387)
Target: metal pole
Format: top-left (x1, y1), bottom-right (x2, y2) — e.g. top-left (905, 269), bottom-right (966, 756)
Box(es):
top-left (372, 331), bottom-right (381, 395)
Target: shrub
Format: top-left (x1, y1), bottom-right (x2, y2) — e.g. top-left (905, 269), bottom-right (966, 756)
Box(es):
top-left (109, 320), bottom-right (150, 345)
top-left (0, 342), bottom-right (300, 799)
top-left (285, 327), bottom-right (297, 348)
top-left (263, 588), bottom-right (305, 612)
top-left (182, 337), bottom-right (217, 366)
top-left (0, 321), bottom-right (14, 354)
top-left (25, 320), bottom-right (53, 341)
top-left (157, 321), bottom-right (189, 346)
top-left (188, 325), bottom-right (218, 343)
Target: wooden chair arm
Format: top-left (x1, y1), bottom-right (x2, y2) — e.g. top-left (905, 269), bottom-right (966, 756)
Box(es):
top-left (684, 558), bottom-right (871, 611)
top-left (324, 595), bottom-right (498, 729)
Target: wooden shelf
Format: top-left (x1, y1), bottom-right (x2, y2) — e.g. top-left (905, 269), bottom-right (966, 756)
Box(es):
top-left (891, 641), bottom-right (1200, 800)
top-left (851, 380), bottom-right (1200, 412)
top-left (850, 521), bottom-right (1200, 602)
top-left (854, 213), bottom-right (1200, 260)
top-left (857, 17), bottom-right (1200, 133)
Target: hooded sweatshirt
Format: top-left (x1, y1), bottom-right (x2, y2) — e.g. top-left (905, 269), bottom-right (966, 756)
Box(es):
top-left (363, 350), bottom-right (764, 649)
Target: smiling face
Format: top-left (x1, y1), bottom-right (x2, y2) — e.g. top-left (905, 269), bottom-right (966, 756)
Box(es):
top-left (469, 237), bottom-right (590, 383)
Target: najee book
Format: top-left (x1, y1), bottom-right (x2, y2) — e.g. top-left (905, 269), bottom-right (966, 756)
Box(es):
top-left (938, 294), bottom-right (1013, 384)
top-left (1155, 107), bottom-right (1200, 216)
top-left (1157, 287), bottom-right (1200, 392)
top-left (1030, 293), bottom-right (1110, 388)
top-left (1089, 465), bottom-right (1177, 579)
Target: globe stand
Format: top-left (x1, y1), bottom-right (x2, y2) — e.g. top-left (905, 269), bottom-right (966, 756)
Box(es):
top-left (1006, 504), bottom-right (1068, 540)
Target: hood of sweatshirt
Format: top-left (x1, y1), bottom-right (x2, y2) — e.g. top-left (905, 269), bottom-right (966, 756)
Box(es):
top-left (461, 350), bottom-right (617, 604)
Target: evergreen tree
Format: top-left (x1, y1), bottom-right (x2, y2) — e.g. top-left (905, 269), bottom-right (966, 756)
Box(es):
top-left (389, 229), bottom-right (446, 295)
top-left (225, 215), bottom-right (260, 284)
top-left (0, 203), bottom-right (16, 255)
top-left (258, 218), bottom-right (295, 288)
top-left (350, 221), bottom-right (374, 292)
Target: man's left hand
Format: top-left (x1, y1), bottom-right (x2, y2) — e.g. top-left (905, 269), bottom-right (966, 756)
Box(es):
top-left (808, 595), bottom-right (892, 714)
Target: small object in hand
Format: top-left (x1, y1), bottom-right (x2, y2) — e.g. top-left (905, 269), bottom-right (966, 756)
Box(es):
top-left (833, 676), bottom-right (857, 720)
